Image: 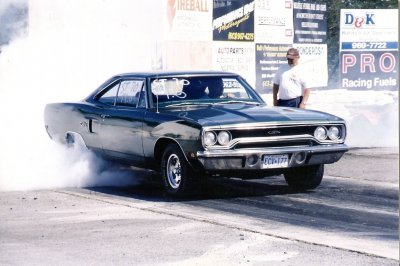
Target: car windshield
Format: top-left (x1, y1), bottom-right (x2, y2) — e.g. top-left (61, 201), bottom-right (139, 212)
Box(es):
top-left (150, 76), bottom-right (260, 107)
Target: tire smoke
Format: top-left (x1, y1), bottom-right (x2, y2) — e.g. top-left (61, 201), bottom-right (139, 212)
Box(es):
top-left (0, 1), bottom-right (162, 191)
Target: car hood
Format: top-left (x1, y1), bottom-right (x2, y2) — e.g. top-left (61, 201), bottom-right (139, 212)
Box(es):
top-left (164, 104), bottom-right (344, 127)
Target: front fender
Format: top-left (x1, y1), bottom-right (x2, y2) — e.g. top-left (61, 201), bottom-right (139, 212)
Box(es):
top-left (143, 116), bottom-right (203, 167)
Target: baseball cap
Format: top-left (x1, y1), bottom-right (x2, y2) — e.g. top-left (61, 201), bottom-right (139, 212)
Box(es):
top-left (286, 48), bottom-right (300, 59)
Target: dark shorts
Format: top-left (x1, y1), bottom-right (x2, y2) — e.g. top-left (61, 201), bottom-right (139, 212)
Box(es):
top-left (278, 96), bottom-right (303, 108)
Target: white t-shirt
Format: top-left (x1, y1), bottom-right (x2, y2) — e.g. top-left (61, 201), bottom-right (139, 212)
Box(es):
top-left (273, 64), bottom-right (309, 100)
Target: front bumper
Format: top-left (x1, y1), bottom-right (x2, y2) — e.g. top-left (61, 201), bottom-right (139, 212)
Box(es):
top-left (196, 144), bottom-right (348, 170)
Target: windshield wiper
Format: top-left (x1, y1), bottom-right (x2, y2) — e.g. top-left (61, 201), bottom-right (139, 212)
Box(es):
top-left (166, 102), bottom-right (212, 107)
top-left (214, 100), bottom-right (260, 105)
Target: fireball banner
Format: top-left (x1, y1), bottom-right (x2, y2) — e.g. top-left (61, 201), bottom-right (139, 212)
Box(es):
top-left (165, 0), bottom-right (213, 41)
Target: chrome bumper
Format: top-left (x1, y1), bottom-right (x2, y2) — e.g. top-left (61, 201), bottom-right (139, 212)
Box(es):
top-left (196, 144), bottom-right (348, 170)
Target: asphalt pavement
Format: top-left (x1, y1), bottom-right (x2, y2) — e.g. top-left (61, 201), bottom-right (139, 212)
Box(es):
top-left (0, 147), bottom-right (398, 265)
top-left (325, 147), bottom-right (399, 183)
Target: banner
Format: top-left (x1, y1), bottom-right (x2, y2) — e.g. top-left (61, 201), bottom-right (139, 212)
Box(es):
top-left (340, 9), bottom-right (398, 44)
top-left (255, 43), bottom-right (292, 92)
top-left (340, 51), bottom-right (398, 90)
top-left (212, 41), bottom-right (255, 86)
top-left (294, 43), bottom-right (328, 88)
top-left (213, 0), bottom-right (255, 42)
top-left (165, 0), bottom-right (213, 41)
top-left (340, 9), bottom-right (398, 90)
top-left (254, 0), bottom-right (293, 44)
top-left (293, 1), bottom-right (327, 44)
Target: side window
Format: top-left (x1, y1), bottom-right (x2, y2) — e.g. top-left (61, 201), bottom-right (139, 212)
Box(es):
top-left (137, 86), bottom-right (146, 108)
top-left (98, 82), bottom-right (120, 105)
top-left (116, 80), bottom-right (144, 107)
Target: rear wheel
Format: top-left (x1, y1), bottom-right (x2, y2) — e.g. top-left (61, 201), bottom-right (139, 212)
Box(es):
top-left (65, 133), bottom-right (75, 147)
top-left (161, 143), bottom-right (197, 197)
top-left (65, 132), bottom-right (87, 151)
top-left (284, 164), bottom-right (324, 191)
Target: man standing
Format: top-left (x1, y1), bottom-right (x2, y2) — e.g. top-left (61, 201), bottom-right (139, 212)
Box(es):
top-left (272, 48), bottom-right (310, 109)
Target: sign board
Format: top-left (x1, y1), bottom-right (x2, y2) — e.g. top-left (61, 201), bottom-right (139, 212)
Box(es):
top-left (212, 41), bottom-right (255, 86)
top-left (165, 0), bottom-right (213, 41)
top-left (294, 43), bottom-right (328, 88)
top-left (213, 0), bottom-right (255, 42)
top-left (254, 0), bottom-right (293, 44)
top-left (340, 9), bottom-right (398, 90)
top-left (255, 43), bottom-right (292, 92)
top-left (293, 1), bottom-right (327, 44)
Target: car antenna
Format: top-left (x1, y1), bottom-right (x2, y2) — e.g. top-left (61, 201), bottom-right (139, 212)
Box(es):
top-left (155, 74), bottom-right (159, 114)
top-left (156, 94), bottom-right (159, 114)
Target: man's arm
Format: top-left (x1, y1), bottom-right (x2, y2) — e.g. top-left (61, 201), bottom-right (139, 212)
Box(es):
top-left (272, 83), bottom-right (279, 106)
top-left (299, 87), bottom-right (310, 109)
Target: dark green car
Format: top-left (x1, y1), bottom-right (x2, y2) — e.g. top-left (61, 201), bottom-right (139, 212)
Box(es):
top-left (44, 71), bottom-right (348, 196)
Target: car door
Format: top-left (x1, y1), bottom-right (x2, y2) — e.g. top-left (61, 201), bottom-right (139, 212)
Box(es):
top-left (97, 79), bottom-right (146, 164)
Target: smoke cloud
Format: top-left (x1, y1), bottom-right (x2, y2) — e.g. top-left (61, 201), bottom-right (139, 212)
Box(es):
top-left (0, 0), bottom-right (27, 47)
top-left (0, 35), bottom-right (141, 190)
top-left (0, 0), bottom-right (162, 191)
top-left (308, 89), bottom-right (398, 148)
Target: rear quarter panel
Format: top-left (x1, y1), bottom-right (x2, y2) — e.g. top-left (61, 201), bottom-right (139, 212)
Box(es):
top-left (44, 102), bottom-right (100, 150)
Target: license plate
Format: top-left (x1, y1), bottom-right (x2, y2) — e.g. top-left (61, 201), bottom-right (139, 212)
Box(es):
top-left (262, 154), bottom-right (289, 169)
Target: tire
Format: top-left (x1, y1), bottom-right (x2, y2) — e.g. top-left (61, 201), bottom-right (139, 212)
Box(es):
top-left (65, 132), bottom-right (87, 151)
top-left (161, 143), bottom-right (197, 197)
top-left (65, 133), bottom-right (75, 148)
top-left (284, 164), bottom-right (324, 191)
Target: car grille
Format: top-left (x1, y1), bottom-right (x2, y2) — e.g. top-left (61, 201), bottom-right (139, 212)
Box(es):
top-left (234, 140), bottom-right (313, 149)
top-left (203, 123), bottom-right (346, 150)
top-left (229, 126), bottom-right (316, 139)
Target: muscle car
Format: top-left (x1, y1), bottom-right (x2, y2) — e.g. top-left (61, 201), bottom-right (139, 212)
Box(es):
top-left (44, 71), bottom-right (348, 196)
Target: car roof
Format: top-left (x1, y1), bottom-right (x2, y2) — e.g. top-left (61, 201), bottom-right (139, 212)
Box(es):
top-left (86, 70), bottom-right (261, 103)
top-left (112, 70), bottom-right (239, 79)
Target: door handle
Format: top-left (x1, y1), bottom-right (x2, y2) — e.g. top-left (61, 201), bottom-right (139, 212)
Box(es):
top-left (100, 114), bottom-right (110, 119)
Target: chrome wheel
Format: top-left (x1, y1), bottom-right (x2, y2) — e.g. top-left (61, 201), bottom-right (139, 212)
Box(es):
top-left (166, 154), bottom-right (182, 189)
top-left (161, 143), bottom-right (199, 197)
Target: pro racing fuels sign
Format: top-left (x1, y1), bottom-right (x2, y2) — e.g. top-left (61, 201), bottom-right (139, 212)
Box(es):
top-left (339, 9), bottom-right (398, 90)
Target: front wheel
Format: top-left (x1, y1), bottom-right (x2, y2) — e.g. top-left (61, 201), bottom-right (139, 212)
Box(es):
top-left (284, 164), bottom-right (324, 191)
top-left (161, 143), bottom-right (196, 197)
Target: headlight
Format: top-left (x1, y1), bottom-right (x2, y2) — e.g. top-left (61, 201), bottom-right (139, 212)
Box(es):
top-left (203, 131), bottom-right (217, 146)
top-left (327, 126), bottom-right (340, 140)
top-left (314, 126), bottom-right (327, 141)
top-left (217, 131), bottom-right (231, 146)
